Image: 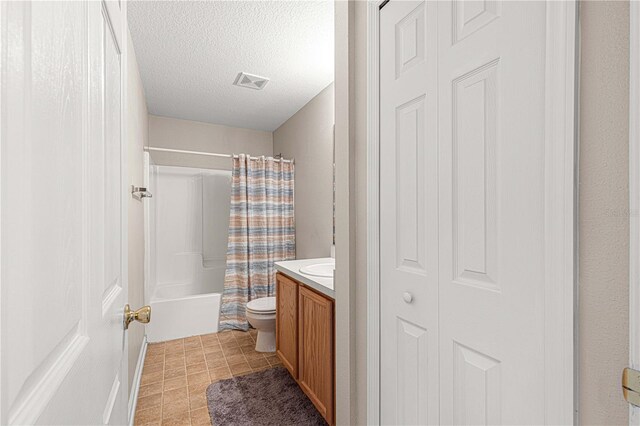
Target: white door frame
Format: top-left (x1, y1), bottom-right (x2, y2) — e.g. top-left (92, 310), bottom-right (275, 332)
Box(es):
top-left (366, 1), bottom-right (578, 424)
top-left (629, 3), bottom-right (640, 424)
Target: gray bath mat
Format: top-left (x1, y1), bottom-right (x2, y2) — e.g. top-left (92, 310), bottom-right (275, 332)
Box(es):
top-left (206, 367), bottom-right (327, 426)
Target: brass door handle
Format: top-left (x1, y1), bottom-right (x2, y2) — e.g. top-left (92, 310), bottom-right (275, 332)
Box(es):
top-left (124, 304), bottom-right (151, 330)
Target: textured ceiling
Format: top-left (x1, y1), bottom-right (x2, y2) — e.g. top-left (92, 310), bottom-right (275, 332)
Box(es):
top-left (128, 1), bottom-right (334, 131)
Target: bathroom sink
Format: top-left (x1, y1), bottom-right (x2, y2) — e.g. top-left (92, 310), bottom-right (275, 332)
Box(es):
top-left (299, 262), bottom-right (334, 278)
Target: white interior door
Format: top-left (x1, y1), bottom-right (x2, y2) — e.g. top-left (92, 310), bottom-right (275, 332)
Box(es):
top-left (437, 1), bottom-right (548, 423)
top-left (379, 1), bottom-right (439, 424)
top-left (1, 1), bottom-right (129, 424)
top-left (379, 1), bottom-right (575, 424)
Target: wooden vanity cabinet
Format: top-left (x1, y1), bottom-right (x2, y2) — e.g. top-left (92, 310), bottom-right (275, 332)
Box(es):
top-left (275, 272), bottom-right (335, 425)
top-left (276, 273), bottom-right (298, 377)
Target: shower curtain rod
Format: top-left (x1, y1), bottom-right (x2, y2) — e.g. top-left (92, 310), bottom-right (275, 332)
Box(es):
top-left (145, 147), bottom-right (294, 163)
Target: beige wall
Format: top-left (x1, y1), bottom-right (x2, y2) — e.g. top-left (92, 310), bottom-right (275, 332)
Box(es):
top-left (148, 115), bottom-right (273, 170)
top-left (579, 2), bottom-right (630, 424)
top-left (349, 1), bottom-right (632, 424)
top-left (273, 84), bottom-right (335, 259)
top-left (126, 31), bottom-right (149, 392)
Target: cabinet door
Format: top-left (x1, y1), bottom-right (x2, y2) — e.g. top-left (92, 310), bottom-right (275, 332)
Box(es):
top-left (276, 273), bottom-right (298, 377)
top-left (298, 286), bottom-right (334, 424)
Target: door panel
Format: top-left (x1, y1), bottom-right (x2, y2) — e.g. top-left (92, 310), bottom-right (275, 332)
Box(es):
top-left (451, 61), bottom-right (499, 291)
top-left (1, 1), bottom-right (129, 424)
top-left (90, 1), bottom-right (127, 424)
top-left (452, 1), bottom-right (500, 43)
top-left (438, 1), bottom-right (548, 423)
top-left (276, 273), bottom-right (298, 377)
top-left (104, 5), bottom-right (123, 302)
top-left (1, 3), bottom-right (89, 422)
top-left (395, 319), bottom-right (429, 425)
top-left (452, 342), bottom-right (501, 425)
top-left (298, 286), bottom-right (334, 425)
top-left (395, 95), bottom-right (427, 274)
top-left (380, 1), bottom-right (439, 425)
top-left (380, 1), bottom-right (567, 424)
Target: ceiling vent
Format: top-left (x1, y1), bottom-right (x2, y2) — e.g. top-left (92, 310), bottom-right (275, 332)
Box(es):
top-left (233, 72), bottom-right (269, 90)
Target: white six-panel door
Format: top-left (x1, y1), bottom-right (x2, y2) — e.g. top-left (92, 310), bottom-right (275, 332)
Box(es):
top-left (380, 1), bottom-right (439, 424)
top-left (1, 1), bottom-right (129, 424)
top-left (437, 2), bottom-right (549, 423)
top-left (379, 1), bottom-right (575, 424)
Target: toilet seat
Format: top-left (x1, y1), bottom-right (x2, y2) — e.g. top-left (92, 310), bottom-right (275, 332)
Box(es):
top-left (246, 296), bottom-right (276, 314)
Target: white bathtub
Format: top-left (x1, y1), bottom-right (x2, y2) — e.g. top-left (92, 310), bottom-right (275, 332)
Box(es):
top-left (146, 287), bottom-right (221, 343)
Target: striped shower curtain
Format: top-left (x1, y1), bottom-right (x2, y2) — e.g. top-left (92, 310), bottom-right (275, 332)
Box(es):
top-left (219, 154), bottom-right (295, 330)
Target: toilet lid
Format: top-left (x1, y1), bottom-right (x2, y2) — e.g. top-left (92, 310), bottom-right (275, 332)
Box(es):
top-left (246, 296), bottom-right (276, 313)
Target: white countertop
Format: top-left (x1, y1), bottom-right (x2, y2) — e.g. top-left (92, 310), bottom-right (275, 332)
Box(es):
top-left (275, 257), bottom-right (335, 299)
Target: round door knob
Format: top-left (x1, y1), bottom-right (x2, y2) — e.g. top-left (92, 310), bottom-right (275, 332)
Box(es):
top-left (124, 304), bottom-right (151, 329)
top-left (403, 292), bottom-right (413, 303)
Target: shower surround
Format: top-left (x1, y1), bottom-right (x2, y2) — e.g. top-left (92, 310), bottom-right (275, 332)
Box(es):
top-left (145, 163), bottom-right (232, 342)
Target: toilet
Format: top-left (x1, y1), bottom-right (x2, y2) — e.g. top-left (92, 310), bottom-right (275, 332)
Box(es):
top-left (246, 296), bottom-right (276, 352)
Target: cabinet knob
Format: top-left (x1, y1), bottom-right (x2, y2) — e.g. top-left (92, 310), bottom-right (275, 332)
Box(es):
top-left (403, 292), bottom-right (413, 304)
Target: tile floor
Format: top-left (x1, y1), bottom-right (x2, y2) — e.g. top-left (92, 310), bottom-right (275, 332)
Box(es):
top-left (134, 329), bottom-right (282, 426)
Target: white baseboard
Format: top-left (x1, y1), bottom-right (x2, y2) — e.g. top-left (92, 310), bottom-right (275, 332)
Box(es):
top-left (128, 335), bottom-right (148, 426)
